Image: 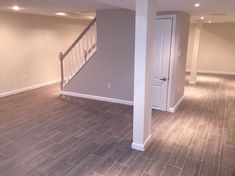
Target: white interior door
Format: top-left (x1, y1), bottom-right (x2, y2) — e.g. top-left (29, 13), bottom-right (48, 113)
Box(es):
top-left (152, 18), bottom-right (173, 111)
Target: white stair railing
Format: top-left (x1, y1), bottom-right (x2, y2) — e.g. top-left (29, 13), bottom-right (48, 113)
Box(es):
top-left (59, 18), bottom-right (97, 89)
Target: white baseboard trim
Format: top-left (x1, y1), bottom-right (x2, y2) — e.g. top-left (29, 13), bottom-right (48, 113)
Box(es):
top-left (0, 79), bottom-right (60, 98)
top-left (186, 69), bottom-right (235, 76)
top-left (168, 95), bottom-right (184, 113)
top-left (61, 91), bottom-right (181, 113)
top-left (60, 91), bottom-right (133, 106)
top-left (132, 135), bottom-right (152, 151)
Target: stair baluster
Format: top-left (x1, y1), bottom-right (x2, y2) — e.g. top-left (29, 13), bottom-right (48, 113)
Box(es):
top-left (59, 18), bottom-right (97, 89)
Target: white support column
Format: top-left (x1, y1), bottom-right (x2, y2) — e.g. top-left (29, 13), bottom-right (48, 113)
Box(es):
top-left (190, 22), bottom-right (203, 84)
top-left (132, 0), bottom-right (156, 151)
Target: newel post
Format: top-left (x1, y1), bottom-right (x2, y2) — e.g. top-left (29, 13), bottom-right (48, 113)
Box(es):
top-left (59, 52), bottom-right (64, 90)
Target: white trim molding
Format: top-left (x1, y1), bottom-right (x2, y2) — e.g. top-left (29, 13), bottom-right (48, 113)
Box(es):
top-left (186, 69), bottom-right (235, 76)
top-left (61, 91), bottom-right (182, 113)
top-left (60, 91), bottom-right (133, 106)
top-left (160, 15), bottom-right (177, 115)
top-left (168, 95), bottom-right (184, 113)
top-left (132, 134), bottom-right (152, 151)
top-left (0, 79), bottom-right (60, 98)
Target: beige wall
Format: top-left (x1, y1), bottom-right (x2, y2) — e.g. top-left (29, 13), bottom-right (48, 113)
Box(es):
top-left (186, 23), bottom-right (235, 74)
top-left (0, 11), bottom-right (88, 95)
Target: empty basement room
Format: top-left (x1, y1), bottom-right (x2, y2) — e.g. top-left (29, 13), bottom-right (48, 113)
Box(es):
top-left (0, 0), bottom-right (234, 176)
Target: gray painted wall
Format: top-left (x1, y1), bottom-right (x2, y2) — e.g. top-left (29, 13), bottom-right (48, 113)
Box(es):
top-left (64, 9), bottom-right (135, 101)
top-left (169, 12), bottom-right (190, 107)
top-left (64, 9), bottom-right (190, 109)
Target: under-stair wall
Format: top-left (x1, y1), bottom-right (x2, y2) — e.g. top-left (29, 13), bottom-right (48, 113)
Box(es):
top-left (62, 9), bottom-right (135, 104)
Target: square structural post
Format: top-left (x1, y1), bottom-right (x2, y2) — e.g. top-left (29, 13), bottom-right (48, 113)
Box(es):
top-left (190, 22), bottom-right (203, 84)
top-left (132, 0), bottom-right (156, 151)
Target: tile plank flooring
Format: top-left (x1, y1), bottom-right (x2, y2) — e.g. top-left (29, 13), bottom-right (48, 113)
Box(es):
top-left (0, 74), bottom-right (234, 176)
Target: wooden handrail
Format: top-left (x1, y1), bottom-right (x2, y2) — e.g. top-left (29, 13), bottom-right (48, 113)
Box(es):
top-left (61, 17), bottom-right (97, 60)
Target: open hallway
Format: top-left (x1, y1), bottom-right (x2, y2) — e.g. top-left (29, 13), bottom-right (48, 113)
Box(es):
top-left (0, 73), bottom-right (234, 176)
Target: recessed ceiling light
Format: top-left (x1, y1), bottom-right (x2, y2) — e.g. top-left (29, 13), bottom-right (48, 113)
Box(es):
top-left (194, 3), bottom-right (200, 7)
top-left (208, 20), bottom-right (212, 23)
top-left (200, 16), bottom-right (204, 20)
top-left (11, 5), bottom-right (21, 11)
top-left (55, 12), bottom-right (67, 16)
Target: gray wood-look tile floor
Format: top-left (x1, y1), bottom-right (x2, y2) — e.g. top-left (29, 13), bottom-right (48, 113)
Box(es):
top-left (0, 74), bottom-right (234, 176)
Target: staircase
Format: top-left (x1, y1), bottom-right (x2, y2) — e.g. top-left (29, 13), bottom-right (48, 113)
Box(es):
top-left (59, 18), bottom-right (97, 90)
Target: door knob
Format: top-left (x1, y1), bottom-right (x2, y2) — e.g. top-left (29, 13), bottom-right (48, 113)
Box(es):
top-left (160, 78), bottom-right (167, 81)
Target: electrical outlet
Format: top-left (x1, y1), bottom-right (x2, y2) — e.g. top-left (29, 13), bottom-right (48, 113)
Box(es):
top-left (178, 86), bottom-right (181, 93)
top-left (107, 83), bottom-right (111, 89)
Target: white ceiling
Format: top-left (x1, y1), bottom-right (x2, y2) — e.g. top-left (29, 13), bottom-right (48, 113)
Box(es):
top-left (97, 0), bottom-right (235, 23)
top-left (0, 0), bottom-right (235, 23)
top-left (0, 0), bottom-right (116, 20)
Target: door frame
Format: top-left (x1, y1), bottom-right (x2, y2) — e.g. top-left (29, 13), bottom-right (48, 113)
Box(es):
top-left (155, 15), bottom-right (176, 113)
